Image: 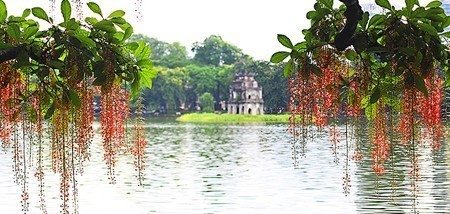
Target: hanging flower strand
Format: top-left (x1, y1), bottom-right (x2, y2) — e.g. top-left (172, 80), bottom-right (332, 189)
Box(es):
top-left (271, 0), bottom-right (450, 200)
top-left (0, 0), bottom-right (157, 213)
top-left (135, 0), bottom-right (143, 21)
top-left (131, 96), bottom-right (147, 186)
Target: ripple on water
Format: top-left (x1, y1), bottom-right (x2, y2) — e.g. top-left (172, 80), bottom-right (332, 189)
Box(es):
top-left (0, 122), bottom-right (449, 213)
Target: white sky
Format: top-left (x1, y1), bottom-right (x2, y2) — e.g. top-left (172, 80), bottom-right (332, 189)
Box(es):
top-left (3, 0), bottom-right (435, 60)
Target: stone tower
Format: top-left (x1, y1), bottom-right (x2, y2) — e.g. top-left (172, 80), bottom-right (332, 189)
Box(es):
top-left (228, 72), bottom-right (264, 115)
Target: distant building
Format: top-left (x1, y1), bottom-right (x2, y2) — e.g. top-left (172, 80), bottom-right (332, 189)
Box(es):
top-left (362, 1), bottom-right (450, 16)
top-left (361, 3), bottom-right (383, 16)
top-left (443, 0), bottom-right (450, 15)
top-left (360, 2), bottom-right (401, 16)
top-left (228, 72), bottom-right (264, 115)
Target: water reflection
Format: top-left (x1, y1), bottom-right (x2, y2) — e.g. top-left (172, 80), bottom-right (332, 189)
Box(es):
top-left (0, 122), bottom-right (449, 213)
top-left (353, 123), bottom-right (450, 213)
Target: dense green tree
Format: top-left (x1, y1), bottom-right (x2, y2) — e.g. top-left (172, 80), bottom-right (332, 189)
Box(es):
top-left (192, 35), bottom-right (244, 66)
top-left (130, 34), bottom-right (190, 68)
top-left (199, 92), bottom-right (214, 113)
top-left (183, 64), bottom-right (233, 110)
top-left (141, 66), bottom-right (186, 112)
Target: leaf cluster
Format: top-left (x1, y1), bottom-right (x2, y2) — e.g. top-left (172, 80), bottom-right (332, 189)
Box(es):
top-left (271, 0), bottom-right (450, 107)
top-left (0, 0), bottom-right (157, 119)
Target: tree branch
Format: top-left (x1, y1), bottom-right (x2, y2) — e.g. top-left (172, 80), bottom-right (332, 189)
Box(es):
top-left (335, 0), bottom-right (363, 51)
top-left (0, 45), bottom-right (22, 63)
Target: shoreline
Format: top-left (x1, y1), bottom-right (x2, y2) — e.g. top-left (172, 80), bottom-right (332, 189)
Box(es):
top-left (176, 113), bottom-right (290, 123)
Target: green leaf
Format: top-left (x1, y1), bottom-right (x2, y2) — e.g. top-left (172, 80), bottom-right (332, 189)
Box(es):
top-left (293, 42), bottom-right (307, 51)
top-left (442, 16), bottom-right (450, 28)
top-left (13, 60), bottom-right (36, 69)
top-left (416, 22), bottom-right (438, 36)
top-left (139, 67), bottom-right (157, 89)
top-left (442, 31), bottom-right (450, 38)
top-left (117, 22), bottom-right (131, 31)
top-left (365, 102), bottom-right (377, 120)
top-left (426, 8), bottom-right (445, 16)
top-left (348, 69), bottom-right (356, 77)
top-left (94, 20), bottom-right (116, 33)
top-left (32, 7), bottom-right (50, 23)
top-left (368, 14), bottom-right (385, 29)
top-left (345, 50), bottom-right (357, 61)
top-left (290, 50), bottom-right (302, 58)
top-left (6, 24), bottom-right (20, 41)
top-left (87, 2), bottom-right (103, 17)
top-left (306, 11), bottom-right (316, 20)
top-left (318, 0), bottom-right (333, 9)
top-left (68, 89), bottom-right (81, 108)
top-left (130, 77), bottom-right (140, 99)
top-left (417, 51), bottom-right (423, 63)
top-left (270, 51), bottom-right (290, 63)
top-left (85, 17), bottom-right (98, 25)
top-left (134, 40), bottom-right (151, 59)
top-left (277, 34), bottom-right (294, 49)
top-left (108, 10), bottom-right (125, 18)
top-left (426, 14), bottom-right (445, 22)
top-left (426, 0), bottom-right (442, 8)
top-left (283, 58), bottom-right (294, 77)
top-left (110, 17), bottom-right (126, 25)
top-left (0, 42), bottom-right (13, 50)
top-left (36, 67), bottom-right (50, 79)
top-left (23, 26), bottom-right (38, 40)
top-left (22, 9), bottom-right (30, 18)
top-left (126, 42), bottom-right (139, 51)
top-left (64, 18), bottom-right (80, 30)
top-left (411, 7), bottom-right (427, 18)
top-left (122, 25), bottom-right (133, 42)
top-left (44, 101), bottom-right (55, 120)
top-left (375, 0), bottom-right (391, 10)
top-left (8, 16), bottom-right (25, 24)
top-left (406, 0), bottom-right (414, 15)
top-left (137, 59), bottom-right (154, 70)
top-left (0, 0), bottom-right (7, 24)
top-left (61, 0), bottom-right (71, 22)
top-left (48, 60), bottom-right (65, 70)
top-left (111, 32), bottom-right (123, 43)
top-left (413, 73), bottom-right (428, 96)
top-left (370, 85), bottom-right (380, 104)
top-left (399, 47), bottom-right (416, 57)
top-left (71, 33), bottom-right (96, 47)
top-left (360, 12), bottom-right (369, 30)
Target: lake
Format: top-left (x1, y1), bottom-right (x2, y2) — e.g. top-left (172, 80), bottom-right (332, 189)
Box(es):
top-left (0, 121), bottom-right (449, 213)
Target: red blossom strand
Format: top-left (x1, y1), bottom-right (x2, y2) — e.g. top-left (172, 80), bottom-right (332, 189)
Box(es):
top-left (100, 84), bottom-right (129, 183)
top-left (371, 105), bottom-right (390, 175)
top-left (418, 73), bottom-right (443, 152)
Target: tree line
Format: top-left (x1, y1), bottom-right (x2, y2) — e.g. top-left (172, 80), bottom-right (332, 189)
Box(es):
top-left (129, 34), bottom-right (288, 114)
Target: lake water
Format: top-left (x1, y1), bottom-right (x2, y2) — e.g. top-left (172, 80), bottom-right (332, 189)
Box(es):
top-left (0, 121), bottom-right (450, 213)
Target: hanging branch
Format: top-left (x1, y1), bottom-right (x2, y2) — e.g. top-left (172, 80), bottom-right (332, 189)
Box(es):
top-left (334, 0), bottom-right (363, 51)
top-left (0, 45), bottom-right (23, 63)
